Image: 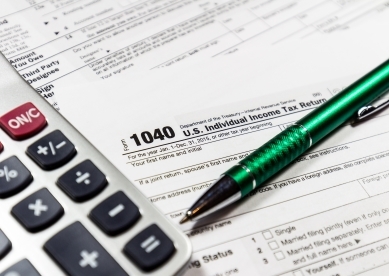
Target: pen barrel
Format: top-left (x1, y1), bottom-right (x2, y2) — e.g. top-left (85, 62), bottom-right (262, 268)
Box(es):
top-left (225, 125), bottom-right (311, 196)
top-left (298, 59), bottom-right (389, 144)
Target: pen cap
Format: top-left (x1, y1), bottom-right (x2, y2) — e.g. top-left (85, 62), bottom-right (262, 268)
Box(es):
top-left (297, 59), bottom-right (389, 144)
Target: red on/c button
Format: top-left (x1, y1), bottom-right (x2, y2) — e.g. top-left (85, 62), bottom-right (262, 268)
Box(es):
top-left (0, 102), bottom-right (47, 140)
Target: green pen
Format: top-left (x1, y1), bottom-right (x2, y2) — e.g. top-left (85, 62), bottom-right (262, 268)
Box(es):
top-left (180, 59), bottom-right (389, 224)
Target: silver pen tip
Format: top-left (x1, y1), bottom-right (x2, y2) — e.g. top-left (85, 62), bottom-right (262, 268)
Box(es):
top-left (179, 215), bottom-right (190, 224)
top-left (179, 211), bottom-right (192, 224)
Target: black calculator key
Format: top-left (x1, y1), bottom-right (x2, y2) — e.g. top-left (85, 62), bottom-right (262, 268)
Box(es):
top-left (26, 130), bottom-right (76, 170)
top-left (57, 160), bottom-right (107, 202)
top-left (123, 224), bottom-right (175, 272)
top-left (0, 156), bottom-right (33, 198)
top-left (0, 230), bottom-right (11, 260)
top-left (44, 222), bottom-right (127, 276)
top-left (89, 191), bottom-right (140, 236)
top-left (11, 188), bottom-right (64, 233)
top-left (0, 259), bottom-right (41, 276)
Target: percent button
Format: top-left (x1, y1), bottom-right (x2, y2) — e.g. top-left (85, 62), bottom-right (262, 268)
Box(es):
top-left (0, 156), bottom-right (33, 198)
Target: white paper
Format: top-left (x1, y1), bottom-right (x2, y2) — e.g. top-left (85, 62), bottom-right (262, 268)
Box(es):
top-left (56, 20), bottom-right (389, 274)
top-left (58, 75), bottom-right (389, 275)
top-left (0, 0), bottom-right (389, 108)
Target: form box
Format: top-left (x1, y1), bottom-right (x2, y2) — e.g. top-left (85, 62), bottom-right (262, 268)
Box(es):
top-left (220, 10), bottom-right (257, 30)
top-left (260, 0), bottom-right (324, 27)
top-left (297, 1), bottom-right (340, 26)
top-left (359, 170), bottom-right (389, 196)
top-left (233, 19), bottom-right (269, 41)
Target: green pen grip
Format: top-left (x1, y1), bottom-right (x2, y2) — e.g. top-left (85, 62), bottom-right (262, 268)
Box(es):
top-left (225, 125), bottom-right (311, 196)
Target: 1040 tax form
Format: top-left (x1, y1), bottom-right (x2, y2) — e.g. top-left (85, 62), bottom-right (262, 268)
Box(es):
top-left (57, 75), bottom-right (389, 275)
top-left (55, 20), bottom-right (389, 274)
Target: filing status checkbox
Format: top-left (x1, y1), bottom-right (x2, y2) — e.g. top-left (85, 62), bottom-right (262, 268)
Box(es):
top-left (274, 251), bottom-right (285, 260)
top-left (293, 270), bottom-right (304, 276)
top-left (262, 230), bottom-right (273, 240)
top-left (268, 241), bottom-right (279, 250)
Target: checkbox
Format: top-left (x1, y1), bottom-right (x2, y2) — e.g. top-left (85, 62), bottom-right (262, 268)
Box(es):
top-left (293, 271), bottom-right (304, 276)
top-left (274, 251), bottom-right (285, 260)
top-left (262, 230), bottom-right (273, 240)
top-left (268, 241), bottom-right (279, 250)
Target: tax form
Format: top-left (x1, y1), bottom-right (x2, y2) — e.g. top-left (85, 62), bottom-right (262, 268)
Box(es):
top-left (57, 76), bottom-right (389, 276)
top-left (55, 22), bottom-right (389, 275)
top-left (1, 0), bottom-right (389, 107)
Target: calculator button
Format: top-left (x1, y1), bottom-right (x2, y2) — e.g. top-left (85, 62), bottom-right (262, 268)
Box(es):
top-left (0, 156), bottom-right (33, 198)
top-left (11, 188), bottom-right (64, 233)
top-left (26, 130), bottom-right (76, 170)
top-left (0, 259), bottom-right (41, 276)
top-left (0, 102), bottom-right (46, 140)
top-left (57, 160), bottom-right (107, 202)
top-left (0, 230), bottom-right (11, 260)
top-left (89, 191), bottom-right (140, 236)
top-left (44, 222), bottom-right (127, 276)
top-left (123, 224), bottom-right (175, 272)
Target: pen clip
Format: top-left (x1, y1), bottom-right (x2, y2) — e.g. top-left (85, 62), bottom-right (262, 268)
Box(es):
top-left (351, 98), bottom-right (389, 125)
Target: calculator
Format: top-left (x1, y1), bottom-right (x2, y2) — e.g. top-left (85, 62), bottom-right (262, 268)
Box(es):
top-left (0, 54), bottom-right (192, 275)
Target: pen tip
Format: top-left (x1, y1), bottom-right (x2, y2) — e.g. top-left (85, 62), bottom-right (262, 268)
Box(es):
top-left (179, 214), bottom-right (190, 224)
